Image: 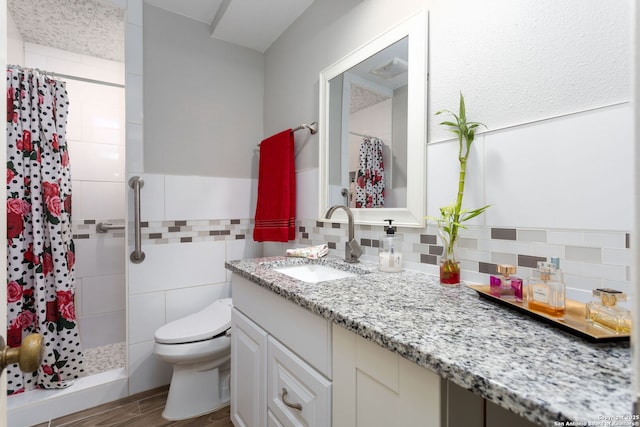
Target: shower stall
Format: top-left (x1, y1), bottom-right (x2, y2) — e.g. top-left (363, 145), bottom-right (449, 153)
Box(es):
top-left (5, 0), bottom-right (134, 424)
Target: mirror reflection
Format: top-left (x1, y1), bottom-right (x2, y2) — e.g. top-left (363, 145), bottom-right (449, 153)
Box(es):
top-left (319, 10), bottom-right (426, 227)
top-left (328, 37), bottom-right (408, 209)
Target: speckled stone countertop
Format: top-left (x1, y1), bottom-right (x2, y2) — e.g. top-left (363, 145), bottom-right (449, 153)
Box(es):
top-left (225, 256), bottom-right (632, 426)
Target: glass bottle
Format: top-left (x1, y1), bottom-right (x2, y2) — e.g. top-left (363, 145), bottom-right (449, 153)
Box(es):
top-left (490, 264), bottom-right (522, 301)
top-left (379, 219), bottom-right (402, 272)
top-left (527, 261), bottom-right (565, 317)
top-left (585, 288), bottom-right (631, 334)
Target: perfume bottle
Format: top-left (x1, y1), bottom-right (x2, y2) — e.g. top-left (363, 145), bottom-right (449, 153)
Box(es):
top-left (490, 264), bottom-right (523, 301)
top-left (527, 261), bottom-right (565, 317)
top-left (585, 288), bottom-right (631, 334)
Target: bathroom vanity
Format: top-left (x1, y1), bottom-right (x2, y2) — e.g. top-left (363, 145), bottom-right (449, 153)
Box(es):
top-left (226, 256), bottom-right (632, 427)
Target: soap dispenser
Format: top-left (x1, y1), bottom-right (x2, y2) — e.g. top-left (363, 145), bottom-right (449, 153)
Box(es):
top-left (379, 219), bottom-right (402, 272)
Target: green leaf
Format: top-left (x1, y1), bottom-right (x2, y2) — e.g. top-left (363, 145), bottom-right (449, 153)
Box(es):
top-left (460, 205), bottom-right (492, 222)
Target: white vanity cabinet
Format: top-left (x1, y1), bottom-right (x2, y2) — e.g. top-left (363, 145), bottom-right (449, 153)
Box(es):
top-left (332, 324), bottom-right (441, 427)
top-left (230, 273), bottom-right (536, 427)
top-left (231, 275), bottom-right (332, 427)
top-left (231, 309), bottom-right (268, 427)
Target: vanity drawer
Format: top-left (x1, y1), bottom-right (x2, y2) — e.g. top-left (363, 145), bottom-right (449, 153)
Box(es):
top-left (233, 274), bottom-right (332, 378)
top-left (268, 410), bottom-right (285, 427)
top-left (267, 336), bottom-right (331, 427)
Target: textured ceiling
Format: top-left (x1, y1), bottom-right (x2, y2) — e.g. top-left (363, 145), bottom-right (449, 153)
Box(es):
top-left (7, 0), bottom-right (315, 63)
top-left (350, 85), bottom-right (390, 114)
top-left (8, 0), bottom-right (125, 62)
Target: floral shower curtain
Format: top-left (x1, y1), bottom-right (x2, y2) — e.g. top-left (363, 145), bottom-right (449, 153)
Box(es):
top-left (355, 136), bottom-right (385, 208)
top-left (6, 66), bottom-right (84, 394)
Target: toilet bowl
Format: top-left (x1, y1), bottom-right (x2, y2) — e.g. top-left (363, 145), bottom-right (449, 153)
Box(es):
top-left (154, 297), bottom-right (233, 421)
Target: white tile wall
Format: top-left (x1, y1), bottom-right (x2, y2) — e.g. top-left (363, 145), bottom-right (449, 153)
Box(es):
top-left (68, 142), bottom-right (125, 182)
top-left (129, 292), bottom-right (166, 344)
top-left (74, 237), bottom-right (126, 278)
top-left (165, 283), bottom-right (231, 323)
top-left (24, 42), bottom-right (124, 85)
top-left (125, 169), bottom-right (262, 393)
top-left (81, 274), bottom-right (126, 315)
top-left (79, 310), bottom-right (126, 349)
top-left (128, 241), bottom-right (227, 294)
top-left (77, 181), bottom-right (126, 221)
top-left (128, 341), bottom-right (171, 395)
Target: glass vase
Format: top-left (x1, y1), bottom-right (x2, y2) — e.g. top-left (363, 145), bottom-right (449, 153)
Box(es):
top-left (439, 239), bottom-right (460, 286)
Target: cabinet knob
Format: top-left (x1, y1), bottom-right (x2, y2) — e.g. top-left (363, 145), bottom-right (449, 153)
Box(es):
top-left (282, 387), bottom-right (303, 411)
top-left (0, 333), bottom-right (44, 373)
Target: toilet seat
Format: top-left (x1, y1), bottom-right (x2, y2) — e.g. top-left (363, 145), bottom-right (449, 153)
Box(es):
top-left (155, 298), bottom-right (232, 344)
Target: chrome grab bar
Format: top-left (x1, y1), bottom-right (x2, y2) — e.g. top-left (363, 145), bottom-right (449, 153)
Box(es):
top-left (129, 176), bottom-right (145, 264)
top-left (96, 222), bottom-right (125, 233)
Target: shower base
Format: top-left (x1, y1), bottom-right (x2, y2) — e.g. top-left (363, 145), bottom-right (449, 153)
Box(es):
top-left (83, 341), bottom-right (126, 376)
top-left (7, 341), bottom-right (128, 426)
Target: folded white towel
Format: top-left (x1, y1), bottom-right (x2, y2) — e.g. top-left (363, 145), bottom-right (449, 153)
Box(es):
top-left (285, 244), bottom-right (329, 259)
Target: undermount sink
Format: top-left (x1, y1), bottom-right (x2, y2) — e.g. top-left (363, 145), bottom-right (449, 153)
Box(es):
top-left (274, 264), bottom-right (358, 283)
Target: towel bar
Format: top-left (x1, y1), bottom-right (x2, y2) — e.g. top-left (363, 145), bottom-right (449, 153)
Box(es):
top-left (257, 122), bottom-right (317, 147)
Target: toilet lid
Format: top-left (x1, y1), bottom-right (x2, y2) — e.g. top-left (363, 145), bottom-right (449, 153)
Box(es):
top-left (155, 298), bottom-right (233, 344)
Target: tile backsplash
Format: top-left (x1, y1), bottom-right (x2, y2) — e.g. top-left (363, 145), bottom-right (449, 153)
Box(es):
top-left (144, 214), bottom-right (630, 302)
top-left (289, 219), bottom-right (632, 302)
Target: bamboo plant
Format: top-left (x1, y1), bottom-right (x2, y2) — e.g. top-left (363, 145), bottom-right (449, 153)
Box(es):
top-left (433, 92), bottom-right (490, 284)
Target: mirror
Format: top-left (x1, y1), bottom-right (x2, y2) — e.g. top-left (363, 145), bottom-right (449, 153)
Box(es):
top-left (319, 11), bottom-right (427, 227)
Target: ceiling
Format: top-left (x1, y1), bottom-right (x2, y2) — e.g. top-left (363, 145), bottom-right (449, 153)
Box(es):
top-left (145, 0), bottom-right (314, 53)
top-left (7, 0), bottom-right (314, 63)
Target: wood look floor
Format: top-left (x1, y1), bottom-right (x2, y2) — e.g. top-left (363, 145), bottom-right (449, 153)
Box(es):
top-left (32, 386), bottom-right (234, 427)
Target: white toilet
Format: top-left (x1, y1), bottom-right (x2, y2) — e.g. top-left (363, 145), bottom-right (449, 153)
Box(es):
top-left (154, 297), bottom-right (233, 420)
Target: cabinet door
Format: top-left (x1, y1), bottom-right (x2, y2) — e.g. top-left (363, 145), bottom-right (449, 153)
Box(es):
top-left (231, 308), bottom-right (268, 427)
top-left (268, 337), bottom-right (332, 427)
top-left (333, 324), bottom-right (441, 427)
top-left (267, 410), bottom-right (286, 427)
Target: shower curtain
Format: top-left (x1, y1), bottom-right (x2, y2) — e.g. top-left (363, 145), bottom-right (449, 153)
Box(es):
top-left (6, 66), bottom-right (83, 394)
top-left (355, 136), bottom-right (385, 208)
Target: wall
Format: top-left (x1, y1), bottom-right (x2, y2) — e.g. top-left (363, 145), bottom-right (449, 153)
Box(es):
top-left (126, 4), bottom-right (263, 395)
top-left (6, 39), bottom-right (127, 349)
top-left (142, 4), bottom-right (264, 179)
top-left (263, 0), bottom-right (633, 302)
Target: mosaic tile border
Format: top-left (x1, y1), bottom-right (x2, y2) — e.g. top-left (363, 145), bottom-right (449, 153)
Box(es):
top-left (72, 219), bottom-right (126, 239)
top-left (73, 217), bottom-right (632, 291)
top-left (295, 219), bottom-right (632, 292)
top-left (72, 219), bottom-right (253, 244)
top-left (140, 219), bottom-right (252, 244)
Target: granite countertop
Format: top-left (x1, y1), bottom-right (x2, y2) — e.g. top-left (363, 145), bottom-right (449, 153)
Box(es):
top-left (225, 256), bottom-right (632, 426)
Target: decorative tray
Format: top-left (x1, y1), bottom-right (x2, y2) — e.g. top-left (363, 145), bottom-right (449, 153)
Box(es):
top-left (467, 284), bottom-right (630, 342)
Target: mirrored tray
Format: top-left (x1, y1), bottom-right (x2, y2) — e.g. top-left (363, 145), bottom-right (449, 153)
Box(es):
top-left (467, 284), bottom-right (630, 342)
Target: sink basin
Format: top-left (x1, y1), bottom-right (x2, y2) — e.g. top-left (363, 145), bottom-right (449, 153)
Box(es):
top-left (274, 264), bottom-right (357, 283)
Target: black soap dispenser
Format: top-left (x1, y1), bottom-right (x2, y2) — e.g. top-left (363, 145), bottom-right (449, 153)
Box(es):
top-left (379, 219), bottom-right (402, 272)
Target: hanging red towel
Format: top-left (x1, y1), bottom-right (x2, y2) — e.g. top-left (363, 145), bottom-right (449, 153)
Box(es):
top-left (253, 129), bottom-right (296, 242)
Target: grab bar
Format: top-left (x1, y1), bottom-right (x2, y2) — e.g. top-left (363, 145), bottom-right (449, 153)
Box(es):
top-left (96, 222), bottom-right (125, 233)
top-left (129, 176), bottom-right (145, 264)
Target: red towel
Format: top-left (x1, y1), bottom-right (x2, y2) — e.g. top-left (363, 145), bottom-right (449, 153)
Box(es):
top-left (253, 129), bottom-right (296, 242)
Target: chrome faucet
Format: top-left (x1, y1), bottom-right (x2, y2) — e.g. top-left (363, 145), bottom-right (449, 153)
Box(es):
top-left (325, 205), bottom-right (363, 263)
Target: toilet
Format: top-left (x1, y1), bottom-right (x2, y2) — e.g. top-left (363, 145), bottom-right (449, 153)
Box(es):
top-left (154, 298), bottom-right (233, 420)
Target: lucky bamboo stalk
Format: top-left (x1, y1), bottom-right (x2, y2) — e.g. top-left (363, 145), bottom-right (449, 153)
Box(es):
top-left (434, 92), bottom-right (490, 266)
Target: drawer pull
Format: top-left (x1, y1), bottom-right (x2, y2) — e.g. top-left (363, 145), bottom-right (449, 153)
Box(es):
top-left (282, 387), bottom-right (303, 410)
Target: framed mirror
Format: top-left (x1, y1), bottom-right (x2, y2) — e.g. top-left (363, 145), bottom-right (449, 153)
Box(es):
top-left (318, 11), bottom-right (427, 227)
